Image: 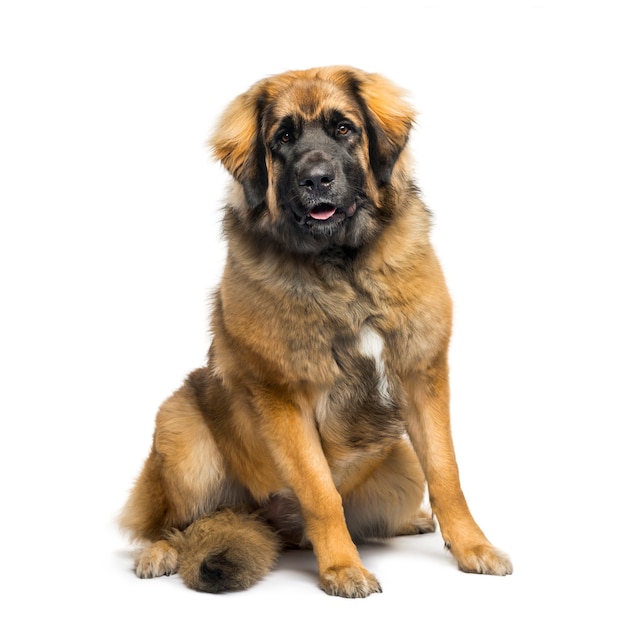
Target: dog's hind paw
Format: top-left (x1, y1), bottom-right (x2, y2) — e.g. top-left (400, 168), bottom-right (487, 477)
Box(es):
top-left (319, 565), bottom-right (382, 598)
top-left (134, 540), bottom-right (178, 578)
top-left (396, 511), bottom-right (437, 536)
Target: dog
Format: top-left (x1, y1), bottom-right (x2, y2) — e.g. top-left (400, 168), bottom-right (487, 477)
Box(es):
top-left (120, 66), bottom-right (512, 598)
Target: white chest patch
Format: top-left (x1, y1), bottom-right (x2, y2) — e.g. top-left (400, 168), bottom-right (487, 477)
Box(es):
top-left (358, 326), bottom-right (393, 404)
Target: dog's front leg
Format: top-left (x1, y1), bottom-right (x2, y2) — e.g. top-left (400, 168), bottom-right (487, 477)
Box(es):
top-left (253, 388), bottom-right (382, 598)
top-left (405, 353), bottom-right (513, 576)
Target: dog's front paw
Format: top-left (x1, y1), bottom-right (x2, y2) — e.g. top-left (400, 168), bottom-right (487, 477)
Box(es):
top-left (453, 543), bottom-right (513, 576)
top-left (319, 565), bottom-right (382, 598)
top-left (134, 540), bottom-right (178, 578)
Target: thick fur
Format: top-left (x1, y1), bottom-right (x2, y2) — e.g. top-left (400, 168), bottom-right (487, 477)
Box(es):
top-left (120, 66), bottom-right (512, 598)
top-left (168, 509), bottom-right (280, 592)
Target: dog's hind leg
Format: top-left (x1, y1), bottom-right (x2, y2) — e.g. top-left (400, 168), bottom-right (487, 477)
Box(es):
top-left (119, 379), bottom-right (247, 578)
top-left (341, 438), bottom-right (436, 542)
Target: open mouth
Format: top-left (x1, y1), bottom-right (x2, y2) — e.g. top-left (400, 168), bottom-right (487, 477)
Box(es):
top-left (299, 202), bottom-right (356, 225)
top-left (309, 205), bottom-right (338, 221)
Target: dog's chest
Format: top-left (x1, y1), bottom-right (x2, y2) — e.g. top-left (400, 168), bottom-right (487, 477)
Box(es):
top-left (315, 324), bottom-right (405, 450)
top-left (356, 326), bottom-right (393, 405)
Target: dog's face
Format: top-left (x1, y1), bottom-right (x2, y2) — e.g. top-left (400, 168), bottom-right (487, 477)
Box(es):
top-left (210, 67), bottom-right (416, 253)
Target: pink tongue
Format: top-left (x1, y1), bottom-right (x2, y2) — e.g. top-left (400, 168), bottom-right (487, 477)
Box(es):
top-left (309, 206), bottom-right (337, 220)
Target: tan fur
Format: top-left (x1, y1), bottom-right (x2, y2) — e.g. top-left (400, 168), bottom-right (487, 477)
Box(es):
top-left (168, 510), bottom-right (280, 592)
top-left (120, 66), bottom-right (512, 598)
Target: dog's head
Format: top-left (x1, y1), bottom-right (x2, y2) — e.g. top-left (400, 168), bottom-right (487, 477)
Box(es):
top-left (210, 66), bottom-right (416, 253)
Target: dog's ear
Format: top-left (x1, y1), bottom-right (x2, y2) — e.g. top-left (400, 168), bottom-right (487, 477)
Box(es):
top-left (209, 88), bottom-right (268, 208)
top-left (353, 71), bottom-right (416, 184)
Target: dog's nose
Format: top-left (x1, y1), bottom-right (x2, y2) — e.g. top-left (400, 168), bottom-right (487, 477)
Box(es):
top-left (298, 162), bottom-right (336, 192)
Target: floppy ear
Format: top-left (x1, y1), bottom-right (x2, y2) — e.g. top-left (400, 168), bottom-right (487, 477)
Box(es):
top-left (209, 89), bottom-right (268, 208)
top-left (355, 71), bottom-right (416, 184)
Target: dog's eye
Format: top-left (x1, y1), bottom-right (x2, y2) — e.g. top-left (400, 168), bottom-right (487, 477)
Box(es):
top-left (336, 123), bottom-right (352, 137)
top-left (280, 131), bottom-right (291, 144)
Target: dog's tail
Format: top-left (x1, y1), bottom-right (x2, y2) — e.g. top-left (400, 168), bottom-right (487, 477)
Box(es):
top-left (167, 508), bottom-right (281, 593)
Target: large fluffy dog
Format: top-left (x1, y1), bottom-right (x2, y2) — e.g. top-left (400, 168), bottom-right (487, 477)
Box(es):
top-left (120, 66), bottom-right (512, 597)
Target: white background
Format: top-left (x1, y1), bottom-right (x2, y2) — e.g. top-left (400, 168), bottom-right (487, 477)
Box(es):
top-left (1, 1), bottom-right (624, 622)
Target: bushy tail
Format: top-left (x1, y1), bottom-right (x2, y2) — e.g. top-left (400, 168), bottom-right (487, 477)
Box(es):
top-left (167, 509), bottom-right (281, 593)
